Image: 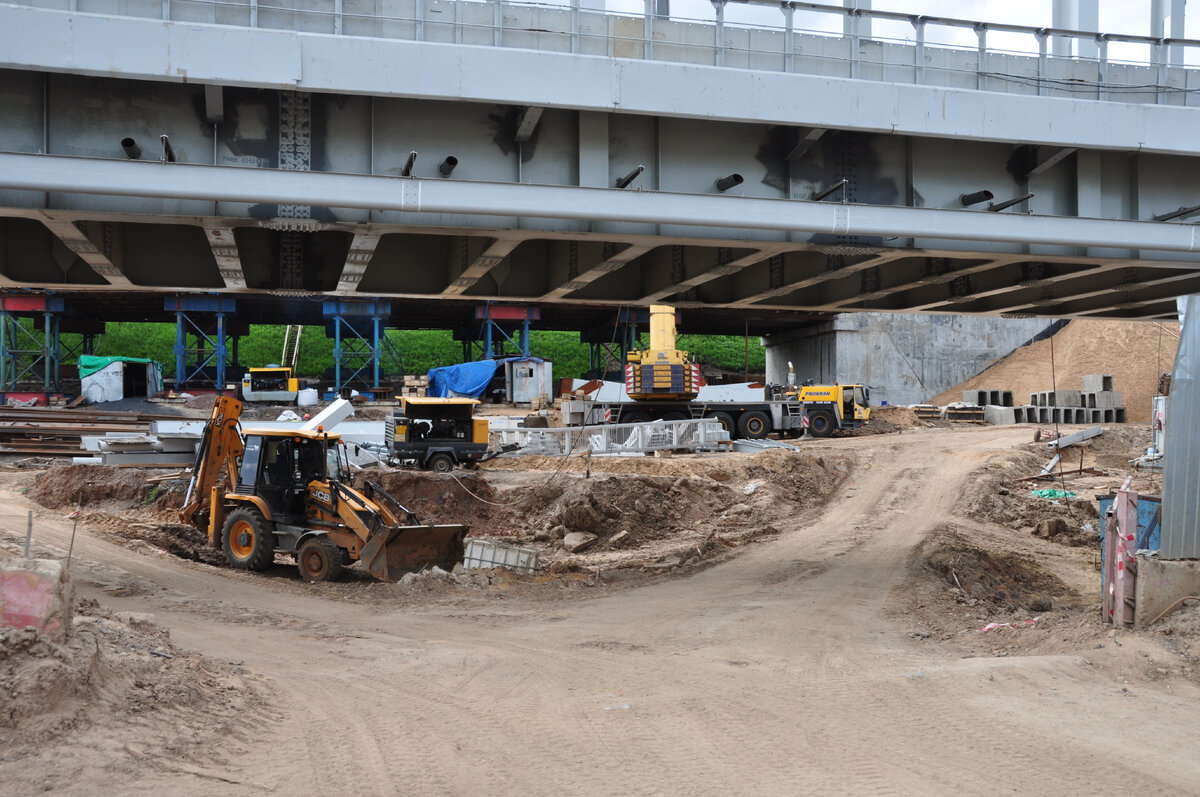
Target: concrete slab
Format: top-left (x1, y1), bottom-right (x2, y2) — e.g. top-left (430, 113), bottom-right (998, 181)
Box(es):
top-left (1134, 557), bottom-right (1200, 627)
top-left (0, 558), bottom-right (72, 642)
top-left (984, 405), bottom-right (1016, 425)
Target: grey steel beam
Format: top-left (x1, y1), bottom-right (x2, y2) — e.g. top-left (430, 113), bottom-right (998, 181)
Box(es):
top-left (514, 107), bottom-right (544, 144)
top-left (728, 251), bottom-right (909, 307)
top-left (203, 225), bottom-right (246, 289)
top-left (39, 215), bottom-right (133, 287)
top-left (996, 269), bottom-right (1200, 316)
top-left (6, 7), bottom-right (1200, 157)
top-left (902, 261), bottom-right (1104, 313)
top-left (6, 154), bottom-right (1200, 257)
top-left (541, 244), bottom-right (653, 300)
top-left (442, 238), bottom-right (521, 296)
top-left (1027, 147), bottom-right (1077, 177)
top-left (814, 257), bottom-right (1012, 310)
top-left (337, 230), bottom-right (381, 292)
top-left (786, 128), bottom-right (827, 162)
top-left (639, 247), bottom-right (787, 303)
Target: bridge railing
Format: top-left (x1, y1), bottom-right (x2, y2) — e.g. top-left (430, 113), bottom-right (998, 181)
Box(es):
top-left (27, 0), bottom-right (1200, 105)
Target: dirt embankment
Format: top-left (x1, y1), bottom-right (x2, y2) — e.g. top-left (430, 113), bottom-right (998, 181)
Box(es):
top-left (931, 319), bottom-right (1178, 422)
top-left (0, 600), bottom-right (263, 794)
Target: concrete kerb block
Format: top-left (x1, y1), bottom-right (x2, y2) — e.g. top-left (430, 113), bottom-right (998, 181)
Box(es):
top-left (984, 405), bottom-right (1016, 425)
top-left (0, 558), bottom-right (73, 643)
top-left (1116, 408), bottom-right (1128, 423)
top-left (1082, 374), bottom-right (1114, 393)
top-left (962, 390), bottom-right (985, 405)
top-left (1095, 391), bottom-right (1123, 409)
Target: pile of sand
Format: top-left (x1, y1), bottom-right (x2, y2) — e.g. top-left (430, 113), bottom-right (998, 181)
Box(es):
top-left (930, 320), bottom-right (1179, 422)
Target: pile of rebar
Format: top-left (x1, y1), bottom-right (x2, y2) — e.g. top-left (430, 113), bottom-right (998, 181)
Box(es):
top-left (0, 407), bottom-right (182, 456)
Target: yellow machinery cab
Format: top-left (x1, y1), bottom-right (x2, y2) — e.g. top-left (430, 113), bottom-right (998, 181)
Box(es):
top-left (241, 366), bottom-right (300, 402)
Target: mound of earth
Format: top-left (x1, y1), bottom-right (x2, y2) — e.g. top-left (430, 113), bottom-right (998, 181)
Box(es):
top-left (957, 449), bottom-right (1100, 547)
top-left (930, 319), bottom-right (1178, 422)
top-left (0, 599), bottom-right (260, 784)
top-left (30, 464), bottom-right (166, 510)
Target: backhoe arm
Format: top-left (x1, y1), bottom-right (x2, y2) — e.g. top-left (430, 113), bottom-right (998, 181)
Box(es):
top-left (179, 396), bottom-right (244, 542)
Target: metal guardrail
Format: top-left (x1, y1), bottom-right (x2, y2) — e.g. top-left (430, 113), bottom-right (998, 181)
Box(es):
top-left (500, 417), bottom-right (730, 456)
top-left (25, 0), bottom-right (1200, 104)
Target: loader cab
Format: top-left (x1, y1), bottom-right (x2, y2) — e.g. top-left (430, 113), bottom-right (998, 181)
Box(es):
top-left (238, 429), bottom-right (342, 520)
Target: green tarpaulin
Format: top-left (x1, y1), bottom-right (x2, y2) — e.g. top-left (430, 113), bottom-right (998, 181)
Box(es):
top-left (77, 355), bottom-right (161, 378)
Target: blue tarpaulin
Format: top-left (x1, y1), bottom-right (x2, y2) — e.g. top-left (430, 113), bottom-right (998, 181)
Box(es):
top-left (426, 357), bottom-right (545, 398)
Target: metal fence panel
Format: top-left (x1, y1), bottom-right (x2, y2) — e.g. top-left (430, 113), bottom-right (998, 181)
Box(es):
top-left (1162, 295), bottom-right (1200, 559)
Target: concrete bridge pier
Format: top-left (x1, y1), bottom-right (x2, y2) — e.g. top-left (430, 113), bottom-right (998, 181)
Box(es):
top-left (763, 314), bottom-right (1057, 407)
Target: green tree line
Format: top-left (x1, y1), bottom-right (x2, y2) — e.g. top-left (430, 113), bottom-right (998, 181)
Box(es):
top-left (63, 322), bottom-right (765, 383)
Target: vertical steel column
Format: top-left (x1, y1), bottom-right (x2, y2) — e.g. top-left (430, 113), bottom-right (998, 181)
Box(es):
top-left (713, 0), bottom-right (725, 67)
top-left (571, 0), bottom-right (579, 53)
top-left (975, 24), bottom-right (987, 91)
top-left (415, 0), bottom-right (424, 40)
top-left (373, 316), bottom-right (381, 388)
top-left (848, 9), bottom-right (860, 79)
top-left (1097, 36), bottom-right (1108, 101)
top-left (334, 317), bottom-right (342, 393)
top-left (216, 312), bottom-right (226, 388)
top-left (175, 310), bottom-right (186, 388)
top-left (1037, 30), bottom-right (1048, 97)
top-left (494, 0), bottom-right (502, 47)
top-left (0, 313), bottom-right (8, 391)
top-left (643, 0), bottom-right (653, 60)
top-left (335, 0), bottom-right (342, 34)
top-left (521, 318), bottom-right (530, 357)
top-left (162, 0), bottom-right (170, 21)
top-left (783, 5), bottom-right (794, 73)
top-left (484, 320), bottom-right (494, 357)
top-left (250, 0), bottom-right (258, 27)
top-left (913, 17), bottom-right (925, 84)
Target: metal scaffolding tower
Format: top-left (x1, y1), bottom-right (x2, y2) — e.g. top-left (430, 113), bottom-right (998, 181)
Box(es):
top-left (165, 295), bottom-right (243, 390)
top-left (322, 300), bottom-right (401, 393)
top-left (0, 294), bottom-right (65, 394)
top-left (455, 305), bottom-right (540, 362)
top-left (581, 309), bottom-right (644, 380)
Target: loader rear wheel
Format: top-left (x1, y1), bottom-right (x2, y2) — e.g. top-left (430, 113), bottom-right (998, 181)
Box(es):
top-left (221, 507), bottom-right (275, 571)
top-left (808, 410), bottom-right (836, 438)
top-left (428, 453), bottom-right (455, 473)
top-left (297, 538), bottom-right (344, 583)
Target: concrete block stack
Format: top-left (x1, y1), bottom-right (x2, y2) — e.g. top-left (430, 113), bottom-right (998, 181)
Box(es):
top-left (399, 374), bottom-right (428, 398)
top-left (974, 375), bottom-right (1127, 425)
top-left (1026, 374), bottom-right (1126, 424)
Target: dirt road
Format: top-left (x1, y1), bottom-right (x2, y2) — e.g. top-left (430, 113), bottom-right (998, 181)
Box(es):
top-left (4, 426), bottom-right (1200, 795)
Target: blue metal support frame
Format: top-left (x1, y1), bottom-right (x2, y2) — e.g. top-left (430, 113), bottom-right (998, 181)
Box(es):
top-left (165, 296), bottom-right (237, 389)
top-left (322, 300), bottom-right (398, 392)
top-left (0, 296), bottom-right (65, 393)
top-left (466, 305), bottom-right (539, 361)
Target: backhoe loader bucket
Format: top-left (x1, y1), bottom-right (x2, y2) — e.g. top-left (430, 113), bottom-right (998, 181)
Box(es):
top-left (359, 523), bottom-right (468, 582)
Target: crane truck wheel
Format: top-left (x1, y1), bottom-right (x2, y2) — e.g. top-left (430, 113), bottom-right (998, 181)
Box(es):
top-left (221, 507), bottom-right (275, 571)
top-left (706, 411), bottom-right (735, 435)
top-left (297, 537), bottom-right (345, 583)
top-left (737, 410), bottom-right (770, 440)
top-left (622, 411), bottom-right (651, 424)
top-left (428, 453), bottom-right (455, 473)
top-left (808, 410), bottom-right (835, 438)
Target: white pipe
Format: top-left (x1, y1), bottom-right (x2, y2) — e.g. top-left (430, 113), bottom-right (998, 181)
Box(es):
top-left (1, 152), bottom-right (1199, 254)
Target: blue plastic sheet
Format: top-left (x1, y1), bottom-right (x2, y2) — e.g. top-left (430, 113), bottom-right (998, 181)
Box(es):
top-left (427, 360), bottom-right (500, 398)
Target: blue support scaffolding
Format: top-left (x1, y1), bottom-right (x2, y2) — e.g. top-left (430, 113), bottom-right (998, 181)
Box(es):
top-left (0, 295), bottom-right (65, 394)
top-left (165, 296), bottom-right (238, 390)
top-left (322, 300), bottom-right (400, 393)
top-left (457, 305), bottom-right (540, 361)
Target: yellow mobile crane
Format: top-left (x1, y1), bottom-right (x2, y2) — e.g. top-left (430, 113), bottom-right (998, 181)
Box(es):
top-left (179, 396), bottom-right (467, 582)
top-left (572, 305), bottom-right (870, 439)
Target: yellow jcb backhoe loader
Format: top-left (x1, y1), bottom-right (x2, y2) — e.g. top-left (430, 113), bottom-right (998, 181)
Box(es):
top-left (179, 396), bottom-right (467, 582)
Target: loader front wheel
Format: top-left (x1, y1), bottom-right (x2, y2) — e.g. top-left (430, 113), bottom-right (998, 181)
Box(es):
top-left (297, 537), bottom-right (344, 583)
top-left (221, 507), bottom-right (275, 571)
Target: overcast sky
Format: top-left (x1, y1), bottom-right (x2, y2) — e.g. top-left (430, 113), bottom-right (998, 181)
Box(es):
top-left (600, 0), bottom-right (1196, 65)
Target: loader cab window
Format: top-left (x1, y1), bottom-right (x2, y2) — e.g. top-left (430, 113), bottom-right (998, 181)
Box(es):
top-left (326, 441), bottom-right (349, 483)
top-left (260, 438), bottom-right (292, 487)
top-left (855, 386), bottom-right (868, 407)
